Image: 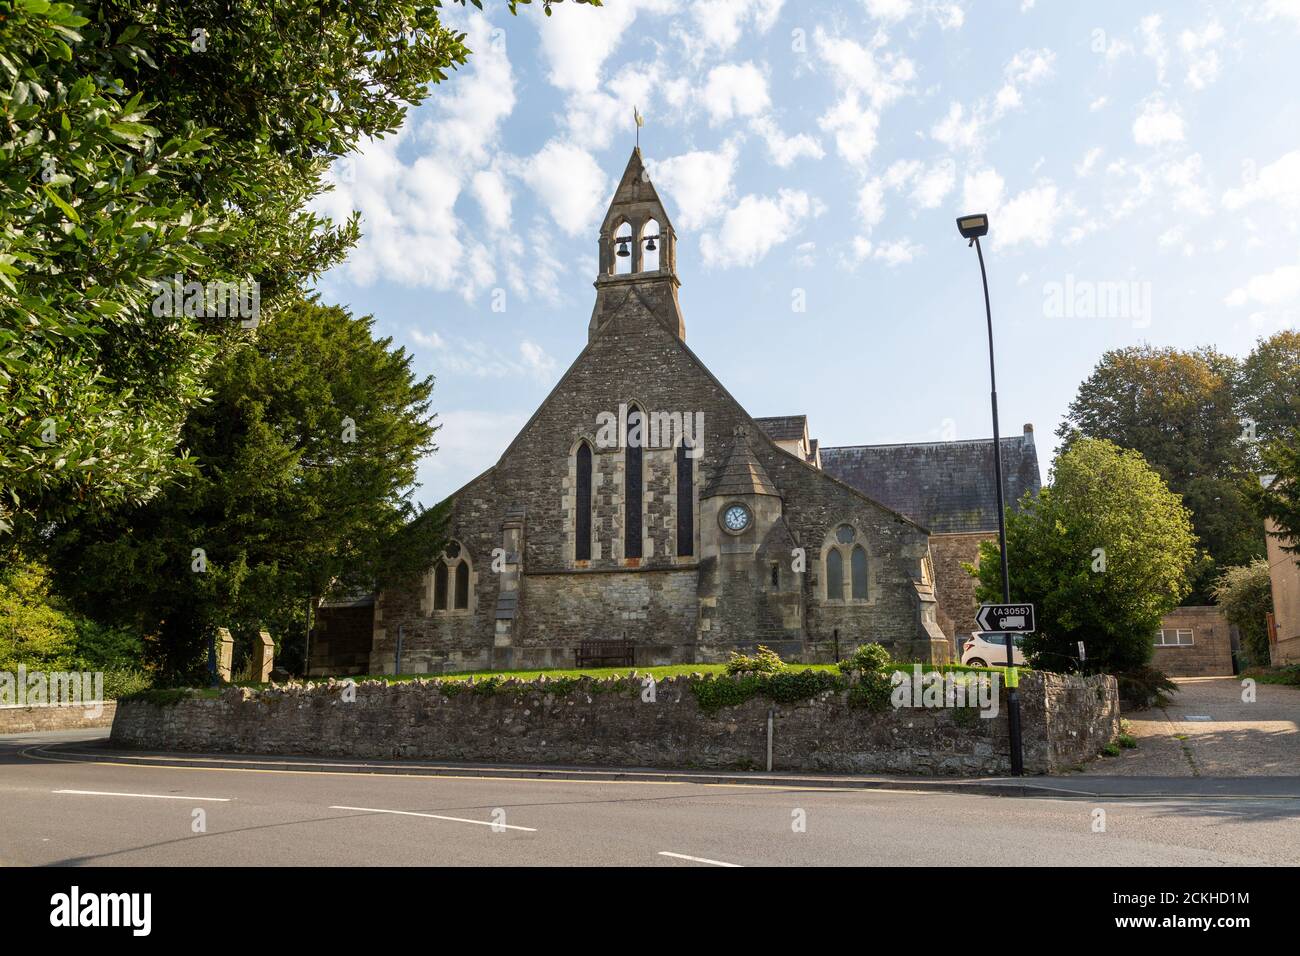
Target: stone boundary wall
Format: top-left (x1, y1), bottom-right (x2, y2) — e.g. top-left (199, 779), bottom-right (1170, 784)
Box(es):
top-left (110, 672), bottom-right (1118, 776)
top-left (0, 701), bottom-right (117, 735)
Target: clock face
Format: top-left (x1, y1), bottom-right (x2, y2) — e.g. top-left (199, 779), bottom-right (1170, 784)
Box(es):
top-left (722, 504), bottom-right (751, 532)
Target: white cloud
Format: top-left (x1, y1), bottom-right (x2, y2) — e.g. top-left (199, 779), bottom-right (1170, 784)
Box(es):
top-left (911, 159), bottom-right (956, 209)
top-left (649, 141), bottom-right (741, 230)
top-left (700, 189), bottom-right (825, 268)
top-left (1089, 96), bottom-right (1108, 112)
top-left (534, 0), bottom-right (642, 93)
top-left (1225, 259), bottom-right (1300, 308)
top-left (994, 184), bottom-right (1062, 247)
top-left (1132, 96), bottom-right (1185, 145)
top-left (857, 178), bottom-right (888, 231)
top-left (1075, 147), bottom-right (1103, 177)
top-left (1163, 154), bottom-right (1212, 215)
top-left (687, 0), bottom-right (785, 54)
top-left (871, 238), bottom-right (922, 265)
top-left (931, 101), bottom-right (983, 151)
top-left (814, 28), bottom-right (915, 166)
top-left (1140, 15), bottom-right (1169, 83)
top-left (862, 0), bottom-right (913, 21)
top-left (471, 168), bottom-right (512, 232)
top-left (1179, 20), bottom-right (1224, 90)
top-left (702, 61), bottom-right (771, 124)
top-left (1223, 150), bottom-right (1300, 211)
top-left (750, 116), bottom-right (825, 167)
top-left (410, 333), bottom-right (559, 384)
top-left (1264, 0), bottom-right (1300, 28)
top-left (520, 139), bottom-right (608, 237)
top-left (962, 168), bottom-right (1005, 212)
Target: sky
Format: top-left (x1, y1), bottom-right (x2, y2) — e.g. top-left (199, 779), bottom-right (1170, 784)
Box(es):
top-left (310, 0), bottom-right (1300, 508)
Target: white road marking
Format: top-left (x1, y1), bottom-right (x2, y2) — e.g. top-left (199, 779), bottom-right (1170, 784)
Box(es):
top-left (329, 805), bottom-right (537, 831)
top-left (658, 851), bottom-right (742, 867)
top-left (53, 789), bottom-right (230, 802)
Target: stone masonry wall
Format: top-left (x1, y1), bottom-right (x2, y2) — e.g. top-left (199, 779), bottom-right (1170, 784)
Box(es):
top-left (0, 701), bottom-right (116, 734)
top-left (930, 532), bottom-right (989, 642)
top-left (111, 672), bottom-right (1118, 776)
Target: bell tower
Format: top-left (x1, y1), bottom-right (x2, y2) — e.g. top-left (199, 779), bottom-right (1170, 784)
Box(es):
top-left (589, 147), bottom-right (686, 343)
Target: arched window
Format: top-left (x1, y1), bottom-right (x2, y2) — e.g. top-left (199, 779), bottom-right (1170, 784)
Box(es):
top-left (641, 219), bottom-right (660, 271)
top-left (428, 542), bottom-right (472, 615)
top-left (676, 440), bottom-right (693, 557)
top-left (454, 561), bottom-right (469, 610)
top-left (851, 546), bottom-right (868, 600)
top-left (575, 441), bottom-right (592, 562)
top-left (826, 548), bottom-right (844, 601)
top-left (613, 221), bottom-right (633, 275)
top-left (625, 405), bottom-right (643, 559)
top-left (433, 560), bottom-right (448, 611)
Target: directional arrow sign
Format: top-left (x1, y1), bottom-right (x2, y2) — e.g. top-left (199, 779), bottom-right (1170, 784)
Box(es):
top-left (976, 603), bottom-right (1036, 634)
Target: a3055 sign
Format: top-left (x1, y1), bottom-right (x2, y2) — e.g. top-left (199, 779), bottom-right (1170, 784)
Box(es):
top-left (976, 603), bottom-right (1036, 634)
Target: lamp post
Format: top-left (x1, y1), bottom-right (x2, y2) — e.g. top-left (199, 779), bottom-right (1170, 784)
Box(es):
top-left (956, 213), bottom-right (1024, 776)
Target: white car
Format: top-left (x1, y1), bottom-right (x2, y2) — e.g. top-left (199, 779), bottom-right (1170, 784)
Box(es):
top-left (962, 631), bottom-right (1027, 667)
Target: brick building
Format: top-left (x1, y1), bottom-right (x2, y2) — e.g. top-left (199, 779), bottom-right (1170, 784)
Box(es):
top-left (312, 149), bottom-right (1045, 677)
top-left (1152, 606), bottom-right (1235, 677)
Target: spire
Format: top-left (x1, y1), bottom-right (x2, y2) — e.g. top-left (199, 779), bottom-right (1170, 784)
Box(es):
top-left (589, 147), bottom-right (685, 342)
top-left (704, 426), bottom-right (781, 499)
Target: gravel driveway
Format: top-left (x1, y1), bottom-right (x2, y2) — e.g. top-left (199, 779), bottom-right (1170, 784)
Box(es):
top-left (1078, 676), bottom-right (1300, 777)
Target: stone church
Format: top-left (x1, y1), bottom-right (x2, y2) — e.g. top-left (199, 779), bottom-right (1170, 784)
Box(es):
top-left (309, 148), bottom-right (1041, 676)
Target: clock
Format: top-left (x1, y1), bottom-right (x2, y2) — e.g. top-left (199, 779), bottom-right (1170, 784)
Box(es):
top-left (721, 503), bottom-right (751, 533)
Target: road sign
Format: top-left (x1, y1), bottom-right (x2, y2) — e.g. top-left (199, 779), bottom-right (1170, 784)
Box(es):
top-left (976, 603), bottom-right (1036, 633)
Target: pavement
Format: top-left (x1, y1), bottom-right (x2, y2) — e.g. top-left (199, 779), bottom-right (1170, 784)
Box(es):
top-left (1078, 676), bottom-right (1300, 778)
top-left (2, 730), bottom-right (1299, 866)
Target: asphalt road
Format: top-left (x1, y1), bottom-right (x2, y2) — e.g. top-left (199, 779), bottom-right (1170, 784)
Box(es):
top-left (2, 732), bottom-right (1298, 866)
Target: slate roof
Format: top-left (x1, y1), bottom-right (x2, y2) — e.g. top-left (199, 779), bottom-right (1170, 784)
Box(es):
top-left (753, 415), bottom-right (808, 443)
top-left (819, 426), bottom-right (1042, 535)
top-left (704, 428), bottom-right (781, 499)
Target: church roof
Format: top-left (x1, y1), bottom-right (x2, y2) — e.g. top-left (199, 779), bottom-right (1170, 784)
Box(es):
top-left (753, 415), bottom-right (808, 442)
top-left (819, 425), bottom-right (1042, 535)
top-left (704, 427), bottom-right (781, 499)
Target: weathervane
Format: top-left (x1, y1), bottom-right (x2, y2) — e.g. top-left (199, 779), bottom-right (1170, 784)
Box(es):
top-left (634, 105), bottom-right (643, 148)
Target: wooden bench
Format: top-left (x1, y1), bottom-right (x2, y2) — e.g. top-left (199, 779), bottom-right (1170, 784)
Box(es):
top-left (575, 640), bottom-right (635, 668)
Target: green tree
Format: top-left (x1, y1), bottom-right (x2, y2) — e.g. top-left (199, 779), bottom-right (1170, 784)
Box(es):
top-left (972, 438), bottom-right (1197, 674)
top-left (2, 0), bottom-right (597, 540)
top-left (1211, 559), bottom-right (1274, 667)
top-left (45, 299), bottom-right (445, 679)
top-left (0, 559), bottom-right (80, 672)
top-left (1238, 330), bottom-right (1300, 447)
top-left (1058, 345), bottom-right (1262, 601)
top-left (1253, 433), bottom-right (1300, 564)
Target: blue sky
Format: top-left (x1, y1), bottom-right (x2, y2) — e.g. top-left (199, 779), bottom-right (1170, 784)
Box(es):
top-left (311, 0), bottom-right (1300, 508)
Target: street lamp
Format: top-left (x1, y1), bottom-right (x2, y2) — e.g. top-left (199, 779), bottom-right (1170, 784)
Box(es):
top-left (956, 212), bottom-right (1024, 776)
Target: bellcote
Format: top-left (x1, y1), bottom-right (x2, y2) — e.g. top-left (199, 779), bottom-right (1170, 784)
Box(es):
top-left (589, 147), bottom-right (686, 343)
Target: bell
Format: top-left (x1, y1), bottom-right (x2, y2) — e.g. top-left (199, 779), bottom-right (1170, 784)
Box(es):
top-left (616, 239), bottom-right (631, 258)
top-left (644, 236), bottom-right (657, 252)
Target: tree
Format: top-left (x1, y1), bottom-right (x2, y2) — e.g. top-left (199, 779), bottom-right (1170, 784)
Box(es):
top-left (1212, 559), bottom-right (1274, 667)
top-left (1238, 330), bottom-right (1300, 448)
top-left (1058, 345), bottom-right (1262, 601)
top-left (44, 299), bottom-right (445, 679)
top-left (972, 438), bottom-right (1197, 674)
top-left (2, 0), bottom-right (598, 539)
top-left (1253, 432), bottom-right (1300, 563)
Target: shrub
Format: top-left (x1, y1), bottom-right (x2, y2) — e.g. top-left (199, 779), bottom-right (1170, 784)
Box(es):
top-left (725, 645), bottom-right (786, 676)
top-left (1118, 733), bottom-right (1137, 749)
top-left (846, 670), bottom-right (894, 711)
top-left (101, 668), bottom-right (154, 700)
top-left (1115, 665), bottom-right (1178, 709)
top-left (837, 641), bottom-right (893, 675)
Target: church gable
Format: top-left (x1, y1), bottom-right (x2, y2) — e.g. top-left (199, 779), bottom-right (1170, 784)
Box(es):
top-left (361, 147), bottom-right (952, 676)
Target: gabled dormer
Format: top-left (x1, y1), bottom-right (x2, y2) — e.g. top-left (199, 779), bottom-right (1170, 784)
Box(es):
top-left (589, 147), bottom-right (686, 343)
